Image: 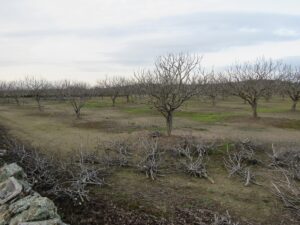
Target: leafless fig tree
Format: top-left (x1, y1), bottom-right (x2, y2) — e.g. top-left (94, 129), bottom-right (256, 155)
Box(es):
top-left (136, 53), bottom-right (203, 136)
top-left (7, 80), bottom-right (25, 105)
top-left (281, 65), bottom-right (300, 111)
top-left (203, 70), bottom-right (221, 106)
top-left (224, 58), bottom-right (281, 118)
top-left (0, 81), bottom-right (8, 103)
top-left (25, 76), bottom-right (50, 111)
top-left (121, 78), bottom-right (135, 103)
top-left (100, 76), bottom-right (126, 107)
top-left (93, 83), bottom-right (106, 101)
top-left (61, 80), bottom-right (90, 118)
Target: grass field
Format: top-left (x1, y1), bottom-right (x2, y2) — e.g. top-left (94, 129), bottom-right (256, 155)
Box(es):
top-left (0, 96), bottom-right (299, 224)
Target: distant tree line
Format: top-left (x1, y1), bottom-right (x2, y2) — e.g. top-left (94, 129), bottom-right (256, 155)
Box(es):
top-left (0, 53), bottom-right (299, 135)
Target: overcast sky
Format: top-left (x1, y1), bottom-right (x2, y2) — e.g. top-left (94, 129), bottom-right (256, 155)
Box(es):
top-left (0, 0), bottom-right (300, 83)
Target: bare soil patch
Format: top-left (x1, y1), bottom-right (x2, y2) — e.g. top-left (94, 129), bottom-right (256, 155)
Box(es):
top-left (73, 120), bottom-right (143, 133)
top-left (227, 116), bottom-right (300, 130)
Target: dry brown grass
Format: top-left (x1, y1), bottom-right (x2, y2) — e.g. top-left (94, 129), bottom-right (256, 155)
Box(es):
top-left (0, 97), bottom-right (299, 224)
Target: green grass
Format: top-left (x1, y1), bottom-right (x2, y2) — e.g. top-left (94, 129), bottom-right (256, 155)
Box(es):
top-left (85, 96), bottom-right (136, 109)
top-left (274, 119), bottom-right (300, 130)
top-left (175, 111), bottom-right (233, 123)
top-left (257, 107), bottom-right (289, 113)
top-left (122, 106), bottom-right (156, 115)
top-left (121, 103), bottom-right (234, 123)
top-left (85, 100), bottom-right (113, 108)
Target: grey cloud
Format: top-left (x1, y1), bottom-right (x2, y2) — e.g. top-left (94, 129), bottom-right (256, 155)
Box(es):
top-left (2, 12), bottom-right (300, 41)
top-left (94, 12), bottom-right (300, 66)
top-left (1, 9), bottom-right (300, 70)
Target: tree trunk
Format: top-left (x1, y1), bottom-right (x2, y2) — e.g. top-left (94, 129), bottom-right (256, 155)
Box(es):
top-left (251, 102), bottom-right (258, 118)
top-left (15, 97), bottom-right (20, 106)
top-left (36, 96), bottom-right (43, 111)
top-left (291, 100), bottom-right (297, 112)
top-left (212, 97), bottom-right (216, 107)
top-left (166, 112), bottom-right (173, 136)
top-left (126, 95), bottom-right (130, 103)
top-left (76, 109), bottom-right (81, 118)
top-left (112, 97), bottom-right (116, 107)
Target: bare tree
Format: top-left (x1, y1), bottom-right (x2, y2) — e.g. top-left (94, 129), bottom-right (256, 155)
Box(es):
top-left (136, 53), bottom-right (203, 136)
top-left (61, 81), bottom-right (90, 118)
top-left (121, 78), bottom-right (135, 103)
top-left (281, 65), bottom-right (300, 111)
top-left (0, 81), bottom-right (8, 103)
top-left (53, 80), bottom-right (69, 102)
top-left (93, 83), bottom-right (106, 101)
top-left (7, 80), bottom-right (25, 105)
top-left (25, 76), bottom-right (50, 111)
top-left (203, 70), bottom-right (221, 106)
top-left (224, 58), bottom-right (281, 118)
top-left (264, 88), bottom-right (273, 102)
top-left (100, 76), bottom-right (126, 107)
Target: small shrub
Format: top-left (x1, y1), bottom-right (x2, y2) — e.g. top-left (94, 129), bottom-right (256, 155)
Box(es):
top-left (138, 138), bottom-right (162, 180)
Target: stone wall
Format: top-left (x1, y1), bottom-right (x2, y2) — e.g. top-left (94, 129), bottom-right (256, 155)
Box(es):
top-left (0, 163), bottom-right (67, 225)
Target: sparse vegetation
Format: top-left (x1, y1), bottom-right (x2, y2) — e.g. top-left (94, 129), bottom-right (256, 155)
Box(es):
top-left (272, 171), bottom-right (300, 218)
top-left (138, 137), bottom-right (162, 180)
top-left (8, 139), bottom-right (106, 204)
top-left (0, 55), bottom-right (299, 225)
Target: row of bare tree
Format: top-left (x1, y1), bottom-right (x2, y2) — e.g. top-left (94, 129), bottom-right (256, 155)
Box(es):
top-left (135, 54), bottom-right (299, 135)
top-left (0, 53), bottom-right (299, 135)
top-left (0, 77), bottom-right (138, 118)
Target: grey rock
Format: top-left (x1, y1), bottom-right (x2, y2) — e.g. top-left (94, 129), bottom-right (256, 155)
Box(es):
top-left (15, 180), bottom-right (31, 194)
top-left (0, 205), bottom-right (10, 225)
top-left (0, 163), bottom-right (66, 225)
top-left (9, 193), bottom-right (40, 215)
top-left (0, 164), bottom-right (26, 183)
top-left (0, 177), bottom-right (23, 205)
top-left (18, 218), bottom-right (66, 225)
top-left (9, 197), bottom-right (60, 225)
